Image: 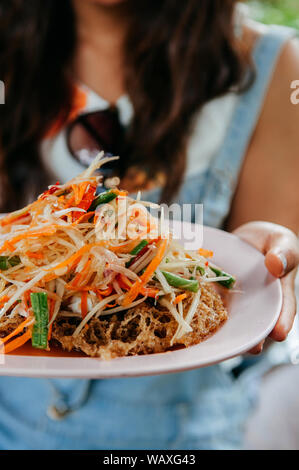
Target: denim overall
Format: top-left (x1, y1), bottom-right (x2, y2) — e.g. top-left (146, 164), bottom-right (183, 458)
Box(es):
top-left (0, 26), bottom-right (295, 450)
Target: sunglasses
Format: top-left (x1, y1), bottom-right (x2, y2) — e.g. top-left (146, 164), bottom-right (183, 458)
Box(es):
top-left (66, 107), bottom-right (126, 177)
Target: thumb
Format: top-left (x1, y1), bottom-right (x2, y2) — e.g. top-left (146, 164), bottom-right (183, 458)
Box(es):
top-left (233, 221), bottom-right (299, 278)
top-left (264, 229), bottom-right (299, 278)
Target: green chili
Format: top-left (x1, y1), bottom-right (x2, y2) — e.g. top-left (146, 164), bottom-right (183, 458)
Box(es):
top-left (210, 266), bottom-right (236, 289)
top-left (161, 271), bottom-right (199, 293)
top-left (90, 191), bottom-right (117, 210)
top-left (0, 255), bottom-right (21, 271)
top-left (30, 292), bottom-right (49, 349)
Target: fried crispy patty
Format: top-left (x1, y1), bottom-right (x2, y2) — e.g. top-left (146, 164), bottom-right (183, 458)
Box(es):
top-left (52, 283), bottom-right (228, 359)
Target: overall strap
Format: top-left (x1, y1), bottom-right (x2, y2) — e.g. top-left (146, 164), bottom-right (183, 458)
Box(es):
top-left (202, 25), bottom-right (297, 228)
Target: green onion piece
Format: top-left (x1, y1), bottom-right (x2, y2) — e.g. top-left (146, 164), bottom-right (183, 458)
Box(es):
top-left (0, 255), bottom-right (21, 271)
top-left (210, 266), bottom-right (236, 289)
top-left (90, 191), bottom-right (117, 210)
top-left (161, 271), bottom-right (199, 293)
top-left (30, 292), bottom-right (49, 350)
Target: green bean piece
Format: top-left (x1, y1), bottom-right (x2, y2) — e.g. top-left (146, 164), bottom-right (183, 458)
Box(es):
top-left (0, 255), bottom-right (21, 271)
top-left (90, 191), bottom-right (117, 210)
top-left (130, 240), bottom-right (149, 256)
top-left (126, 240), bottom-right (149, 268)
top-left (210, 266), bottom-right (236, 289)
top-left (196, 266), bottom-right (206, 276)
top-left (161, 271), bottom-right (199, 293)
top-left (30, 292), bottom-right (49, 350)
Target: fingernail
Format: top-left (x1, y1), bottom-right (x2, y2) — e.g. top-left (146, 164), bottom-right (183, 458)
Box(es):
top-left (277, 253), bottom-right (288, 276)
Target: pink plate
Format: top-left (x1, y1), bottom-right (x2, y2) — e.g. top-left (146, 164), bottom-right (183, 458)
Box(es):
top-left (0, 222), bottom-right (282, 378)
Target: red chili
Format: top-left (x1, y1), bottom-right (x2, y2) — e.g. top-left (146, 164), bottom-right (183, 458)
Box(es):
top-left (72, 185), bottom-right (97, 221)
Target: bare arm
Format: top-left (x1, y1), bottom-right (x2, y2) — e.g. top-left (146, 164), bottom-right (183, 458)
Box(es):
top-left (225, 37), bottom-right (299, 350)
top-left (227, 38), bottom-right (299, 234)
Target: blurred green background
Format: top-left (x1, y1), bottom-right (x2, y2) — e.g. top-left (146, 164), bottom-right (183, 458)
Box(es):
top-left (248, 0), bottom-right (299, 28)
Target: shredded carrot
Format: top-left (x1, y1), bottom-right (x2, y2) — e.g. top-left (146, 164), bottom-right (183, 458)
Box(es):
top-left (108, 239), bottom-right (140, 254)
top-left (64, 195), bottom-right (76, 209)
top-left (47, 299), bottom-right (55, 340)
top-left (0, 202), bottom-right (35, 227)
top-left (117, 274), bottom-right (132, 290)
top-left (97, 285), bottom-right (113, 296)
top-left (72, 211), bottom-right (95, 225)
top-left (22, 290), bottom-right (32, 311)
top-left (25, 251), bottom-right (44, 260)
top-left (173, 293), bottom-right (187, 305)
top-left (198, 248), bottom-right (214, 258)
top-left (0, 226), bottom-right (58, 254)
top-left (4, 329), bottom-right (32, 353)
top-left (1, 317), bottom-right (33, 344)
top-left (112, 189), bottom-right (128, 197)
top-left (140, 287), bottom-right (160, 298)
top-left (0, 295), bottom-right (9, 308)
top-left (81, 292), bottom-right (88, 318)
top-left (45, 242), bottom-right (105, 273)
top-left (122, 239), bottom-right (168, 306)
top-left (65, 259), bottom-right (92, 290)
top-left (71, 183), bottom-right (96, 221)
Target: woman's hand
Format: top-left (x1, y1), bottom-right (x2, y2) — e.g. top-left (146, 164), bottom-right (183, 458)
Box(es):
top-left (233, 221), bottom-right (299, 354)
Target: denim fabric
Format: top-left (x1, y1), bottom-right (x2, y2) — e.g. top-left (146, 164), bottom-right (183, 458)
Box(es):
top-left (0, 25), bottom-right (295, 450)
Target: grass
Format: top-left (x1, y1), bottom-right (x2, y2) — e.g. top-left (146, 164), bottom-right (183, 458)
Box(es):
top-left (248, 0), bottom-right (299, 28)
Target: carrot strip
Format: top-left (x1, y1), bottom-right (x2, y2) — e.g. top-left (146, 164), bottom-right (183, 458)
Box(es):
top-left (117, 274), bottom-right (132, 290)
top-left (198, 248), bottom-right (214, 258)
top-left (140, 287), bottom-right (160, 298)
top-left (72, 211), bottom-right (95, 225)
top-left (1, 317), bottom-right (33, 344)
top-left (173, 293), bottom-right (187, 305)
top-left (72, 184), bottom-right (96, 221)
top-left (65, 259), bottom-right (92, 290)
top-left (112, 189), bottom-right (128, 197)
top-left (122, 239), bottom-right (168, 306)
top-left (108, 239), bottom-right (140, 254)
top-left (81, 292), bottom-right (88, 318)
top-left (97, 285), bottom-right (113, 296)
top-left (47, 299), bottom-right (55, 340)
top-left (64, 195), bottom-right (76, 209)
top-left (0, 226), bottom-right (57, 254)
top-left (45, 242), bottom-right (105, 273)
top-left (0, 295), bottom-right (9, 308)
top-left (25, 251), bottom-right (44, 260)
top-left (4, 329), bottom-right (32, 353)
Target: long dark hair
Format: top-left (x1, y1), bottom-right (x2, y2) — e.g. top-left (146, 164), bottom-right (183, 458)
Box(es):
top-left (0, 0), bottom-right (249, 211)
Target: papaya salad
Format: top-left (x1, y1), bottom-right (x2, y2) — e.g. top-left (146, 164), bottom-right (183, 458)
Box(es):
top-left (0, 153), bottom-right (235, 358)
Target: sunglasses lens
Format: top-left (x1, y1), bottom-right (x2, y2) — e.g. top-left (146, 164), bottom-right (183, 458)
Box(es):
top-left (67, 108), bottom-right (124, 172)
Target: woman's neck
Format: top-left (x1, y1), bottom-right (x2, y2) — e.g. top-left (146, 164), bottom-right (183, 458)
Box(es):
top-left (71, 0), bottom-right (129, 103)
top-left (72, 0), bottom-right (129, 44)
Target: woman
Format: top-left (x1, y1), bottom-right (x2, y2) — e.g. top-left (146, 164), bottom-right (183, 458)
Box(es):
top-left (0, 0), bottom-right (298, 450)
